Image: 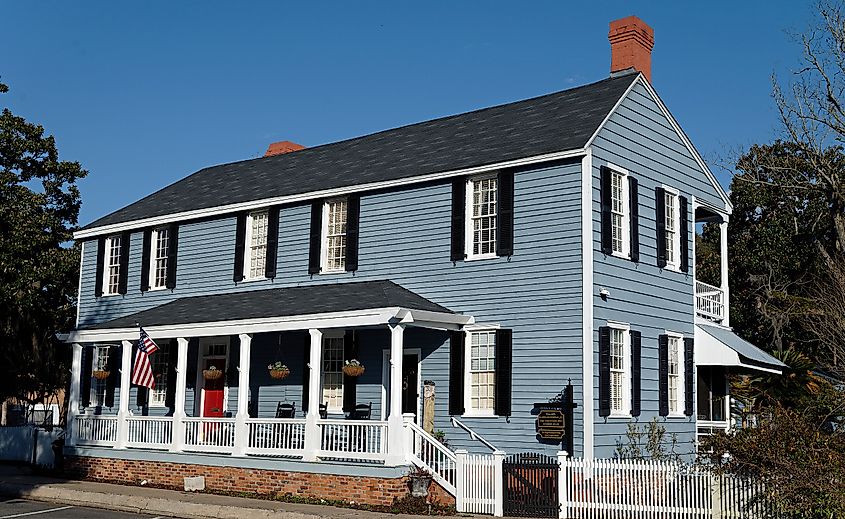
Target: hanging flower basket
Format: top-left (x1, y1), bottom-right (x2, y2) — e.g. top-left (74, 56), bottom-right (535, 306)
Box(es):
top-left (342, 360), bottom-right (365, 377)
top-left (202, 366), bottom-right (223, 380)
top-left (267, 362), bottom-right (290, 379)
top-left (92, 370), bottom-right (110, 380)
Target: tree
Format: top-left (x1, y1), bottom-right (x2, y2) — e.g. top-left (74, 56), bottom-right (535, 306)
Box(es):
top-left (0, 80), bottom-right (87, 423)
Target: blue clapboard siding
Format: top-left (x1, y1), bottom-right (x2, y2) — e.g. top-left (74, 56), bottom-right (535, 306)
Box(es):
top-left (589, 81), bottom-right (711, 457)
top-left (76, 160), bottom-right (585, 456)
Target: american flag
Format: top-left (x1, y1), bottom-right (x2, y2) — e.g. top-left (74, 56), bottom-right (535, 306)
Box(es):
top-left (131, 327), bottom-right (159, 389)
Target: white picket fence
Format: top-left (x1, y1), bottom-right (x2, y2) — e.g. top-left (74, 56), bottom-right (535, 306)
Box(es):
top-left (455, 450), bottom-right (502, 516)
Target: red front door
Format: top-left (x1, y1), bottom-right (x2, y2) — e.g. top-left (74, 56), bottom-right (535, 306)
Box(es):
top-left (202, 359), bottom-right (225, 418)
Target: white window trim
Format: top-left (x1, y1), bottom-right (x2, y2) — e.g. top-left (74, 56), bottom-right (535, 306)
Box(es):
top-left (607, 321), bottom-right (631, 418)
top-left (320, 198), bottom-right (348, 274)
top-left (666, 331), bottom-right (685, 417)
top-left (242, 210), bottom-right (268, 281)
top-left (101, 235), bottom-right (122, 296)
top-left (463, 328), bottom-right (497, 417)
top-left (607, 164), bottom-right (630, 260)
top-left (321, 329), bottom-right (345, 413)
top-left (662, 185), bottom-right (681, 272)
top-left (148, 227), bottom-right (169, 291)
top-left (148, 342), bottom-right (170, 408)
top-left (464, 173), bottom-right (499, 261)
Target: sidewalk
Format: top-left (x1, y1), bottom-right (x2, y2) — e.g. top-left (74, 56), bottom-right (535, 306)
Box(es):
top-left (0, 465), bottom-right (428, 519)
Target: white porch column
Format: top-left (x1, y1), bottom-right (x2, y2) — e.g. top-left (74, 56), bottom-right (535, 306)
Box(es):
top-left (114, 340), bottom-right (133, 449)
top-left (66, 343), bottom-right (83, 447)
top-left (720, 219), bottom-right (730, 326)
top-left (170, 337), bottom-right (189, 453)
top-left (386, 323), bottom-right (405, 465)
top-left (233, 333), bottom-right (252, 456)
top-left (303, 328), bottom-right (323, 461)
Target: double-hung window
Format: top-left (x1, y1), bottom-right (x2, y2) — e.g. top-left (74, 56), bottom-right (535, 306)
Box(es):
top-left (322, 199), bottom-right (348, 272)
top-left (667, 334), bottom-right (684, 415)
top-left (608, 324), bottom-right (631, 416)
top-left (663, 189), bottom-right (680, 270)
top-left (103, 235), bottom-right (122, 295)
top-left (149, 342), bottom-right (170, 407)
top-left (465, 330), bottom-right (496, 415)
top-left (243, 210), bottom-right (268, 280)
top-left (149, 228), bottom-right (170, 290)
top-left (321, 335), bottom-right (344, 411)
top-left (466, 176), bottom-right (498, 259)
top-left (610, 170), bottom-right (629, 257)
top-left (90, 346), bottom-right (110, 407)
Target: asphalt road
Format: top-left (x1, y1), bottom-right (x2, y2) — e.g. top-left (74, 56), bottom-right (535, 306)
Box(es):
top-left (0, 498), bottom-right (165, 519)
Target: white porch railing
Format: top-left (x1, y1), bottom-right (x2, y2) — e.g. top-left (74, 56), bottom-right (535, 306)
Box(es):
top-left (74, 415), bottom-right (118, 446)
top-left (695, 280), bottom-right (725, 322)
top-left (317, 419), bottom-right (388, 460)
top-left (126, 416), bottom-right (173, 449)
top-left (246, 418), bottom-right (306, 456)
top-left (183, 417), bottom-right (236, 454)
top-left (405, 420), bottom-right (458, 495)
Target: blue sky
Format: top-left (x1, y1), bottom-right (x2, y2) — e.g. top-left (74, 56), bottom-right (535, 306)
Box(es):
top-left (2, 1), bottom-right (814, 226)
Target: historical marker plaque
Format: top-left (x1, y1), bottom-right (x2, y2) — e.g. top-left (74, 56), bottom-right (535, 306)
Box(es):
top-left (537, 409), bottom-right (565, 440)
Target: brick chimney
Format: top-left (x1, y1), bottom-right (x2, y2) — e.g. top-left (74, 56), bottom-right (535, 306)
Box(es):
top-left (264, 140), bottom-right (305, 157)
top-left (608, 16), bottom-right (654, 83)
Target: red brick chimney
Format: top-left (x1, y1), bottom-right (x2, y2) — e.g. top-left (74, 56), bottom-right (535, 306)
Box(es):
top-left (608, 16), bottom-right (654, 83)
top-left (264, 140), bottom-right (305, 157)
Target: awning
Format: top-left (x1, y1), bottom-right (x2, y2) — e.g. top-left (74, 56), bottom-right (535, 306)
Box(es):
top-left (64, 280), bottom-right (474, 343)
top-left (695, 324), bottom-right (786, 374)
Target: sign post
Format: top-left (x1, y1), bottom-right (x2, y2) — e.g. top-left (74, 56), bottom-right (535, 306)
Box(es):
top-left (534, 381), bottom-right (577, 455)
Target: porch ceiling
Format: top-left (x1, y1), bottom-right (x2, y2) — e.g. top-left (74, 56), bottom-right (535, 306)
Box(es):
top-left (66, 280), bottom-right (473, 342)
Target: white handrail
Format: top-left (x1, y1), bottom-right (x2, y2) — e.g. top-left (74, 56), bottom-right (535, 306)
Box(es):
top-left (126, 416), bottom-right (172, 449)
top-left (317, 419), bottom-right (387, 460)
top-left (450, 417), bottom-right (499, 452)
top-left (405, 420), bottom-right (457, 495)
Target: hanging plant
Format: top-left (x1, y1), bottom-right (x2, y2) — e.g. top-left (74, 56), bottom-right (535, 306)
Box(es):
top-left (267, 361), bottom-right (290, 379)
top-left (92, 370), bottom-right (110, 380)
top-left (202, 366), bottom-right (223, 380)
top-left (342, 359), bottom-right (365, 377)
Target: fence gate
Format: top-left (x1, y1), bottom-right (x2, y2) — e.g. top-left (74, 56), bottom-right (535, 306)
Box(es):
top-left (502, 452), bottom-right (559, 517)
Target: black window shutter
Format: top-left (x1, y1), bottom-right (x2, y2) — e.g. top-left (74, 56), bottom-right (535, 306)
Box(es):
top-left (684, 337), bottom-right (695, 416)
top-left (679, 196), bottom-right (690, 273)
top-left (166, 224), bottom-right (179, 289)
top-left (496, 171), bottom-right (515, 257)
top-left (600, 166), bottom-right (613, 255)
top-left (345, 195), bottom-right (360, 272)
top-left (658, 334), bottom-right (669, 416)
top-left (117, 232), bottom-right (130, 295)
top-left (449, 330), bottom-right (465, 415)
top-left (494, 328), bottom-right (513, 417)
top-left (629, 176), bottom-right (639, 263)
top-left (265, 207), bottom-right (280, 279)
top-left (164, 340), bottom-right (178, 410)
top-left (302, 334), bottom-right (310, 413)
top-left (81, 347), bottom-right (93, 408)
top-left (140, 229), bottom-right (152, 292)
top-left (598, 326), bottom-right (611, 417)
top-left (450, 178), bottom-right (466, 262)
top-left (343, 330), bottom-right (357, 413)
top-left (630, 330), bottom-right (642, 417)
top-left (308, 201), bottom-right (322, 275)
top-left (233, 213), bottom-right (247, 282)
top-left (95, 238), bottom-right (105, 297)
top-left (104, 345), bottom-right (120, 408)
top-left (655, 187), bottom-right (667, 268)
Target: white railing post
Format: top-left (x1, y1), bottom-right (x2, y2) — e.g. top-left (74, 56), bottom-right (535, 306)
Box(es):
top-left (303, 328), bottom-right (322, 461)
top-left (385, 323), bottom-right (405, 465)
top-left (720, 219), bottom-right (730, 326)
top-left (114, 340), bottom-right (133, 449)
top-left (402, 413), bottom-right (415, 463)
top-left (493, 450), bottom-right (505, 517)
top-left (170, 337), bottom-right (189, 453)
top-left (455, 449), bottom-right (468, 513)
top-left (558, 451), bottom-right (568, 519)
top-left (233, 333), bottom-right (252, 456)
top-left (66, 343), bottom-right (83, 447)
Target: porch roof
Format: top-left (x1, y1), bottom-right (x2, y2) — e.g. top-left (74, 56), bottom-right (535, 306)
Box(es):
top-left (695, 323), bottom-right (786, 375)
top-left (67, 280), bottom-right (472, 342)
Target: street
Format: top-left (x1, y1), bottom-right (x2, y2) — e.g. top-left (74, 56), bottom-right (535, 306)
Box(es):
top-left (0, 498), bottom-right (164, 519)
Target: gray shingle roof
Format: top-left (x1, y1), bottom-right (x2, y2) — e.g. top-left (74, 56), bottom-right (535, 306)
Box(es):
top-left (83, 74), bottom-right (638, 231)
top-left (81, 280), bottom-right (453, 329)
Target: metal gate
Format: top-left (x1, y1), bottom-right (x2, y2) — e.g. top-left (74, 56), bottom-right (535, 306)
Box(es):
top-left (502, 452), bottom-right (559, 517)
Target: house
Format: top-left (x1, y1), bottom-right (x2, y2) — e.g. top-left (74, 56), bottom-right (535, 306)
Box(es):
top-left (60, 16), bottom-right (785, 506)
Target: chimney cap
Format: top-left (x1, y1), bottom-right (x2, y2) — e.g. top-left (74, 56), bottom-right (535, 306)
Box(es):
top-left (264, 141), bottom-right (305, 157)
top-left (608, 15), bottom-right (654, 83)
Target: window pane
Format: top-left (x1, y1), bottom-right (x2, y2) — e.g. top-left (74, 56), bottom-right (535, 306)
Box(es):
top-left (469, 331), bottom-right (496, 411)
top-left (610, 172), bottom-right (625, 254)
top-left (668, 337), bottom-right (680, 413)
top-left (248, 211), bottom-right (268, 279)
top-left (322, 337), bottom-right (344, 410)
top-left (609, 328), bottom-right (626, 412)
top-left (153, 228), bottom-right (169, 288)
top-left (324, 200), bottom-right (347, 271)
top-left (470, 178), bottom-right (497, 256)
top-left (106, 236), bottom-right (121, 294)
top-left (150, 343), bottom-right (170, 405)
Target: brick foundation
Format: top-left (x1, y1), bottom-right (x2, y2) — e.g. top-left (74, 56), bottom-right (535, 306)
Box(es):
top-left (65, 455), bottom-right (455, 507)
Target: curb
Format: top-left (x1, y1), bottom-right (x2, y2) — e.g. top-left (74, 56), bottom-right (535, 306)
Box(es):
top-left (0, 482), bottom-right (327, 519)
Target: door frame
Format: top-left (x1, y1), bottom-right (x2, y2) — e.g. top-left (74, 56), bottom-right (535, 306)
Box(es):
top-left (196, 336), bottom-right (230, 418)
top-left (380, 348), bottom-right (421, 422)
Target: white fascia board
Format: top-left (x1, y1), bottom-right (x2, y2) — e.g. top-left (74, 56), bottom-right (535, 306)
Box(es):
top-left (74, 148), bottom-right (586, 240)
top-left (580, 148), bottom-right (595, 460)
top-left (397, 309), bottom-right (475, 330)
top-left (584, 74), bottom-right (732, 214)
